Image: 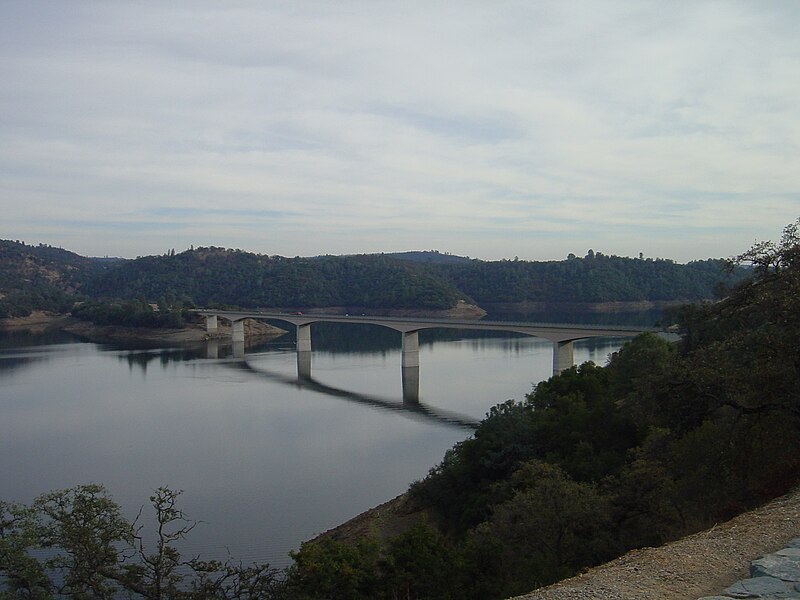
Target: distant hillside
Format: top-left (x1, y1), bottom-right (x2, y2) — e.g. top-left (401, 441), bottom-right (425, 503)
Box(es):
top-left (433, 253), bottom-right (740, 304)
top-left (385, 250), bottom-right (473, 265)
top-left (0, 240), bottom-right (107, 317)
top-left (84, 247), bottom-right (464, 310)
top-left (0, 240), bottom-right (746, 318)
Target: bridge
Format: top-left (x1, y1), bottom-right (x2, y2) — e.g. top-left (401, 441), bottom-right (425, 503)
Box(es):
top-left (194, 310), bottom-right (656, 399)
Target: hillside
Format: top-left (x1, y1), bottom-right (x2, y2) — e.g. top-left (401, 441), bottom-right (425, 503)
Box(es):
top-left (0, 240), bottom-right (109, 318)
top-left (433, 253), bottom-right (737, 304)
top-left (83, 248), bottom-right (465, 310)
top-left (1, 240), bottom-right (743, 318)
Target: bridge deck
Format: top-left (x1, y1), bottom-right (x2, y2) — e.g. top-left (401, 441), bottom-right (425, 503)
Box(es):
top-left (193, 309), bottom-right (656, 342)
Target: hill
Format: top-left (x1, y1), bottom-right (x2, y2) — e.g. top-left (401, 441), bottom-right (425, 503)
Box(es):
top-left (81, 248), bottom-right (741, 311)
top-left (84, 247), bottom-right (464, 310)
top-left (1, 240), bottom-right (744, 318)
top-left (0, 240), bottom-right (108, 318)
top-left (433, 253), bottom-right (737, 304)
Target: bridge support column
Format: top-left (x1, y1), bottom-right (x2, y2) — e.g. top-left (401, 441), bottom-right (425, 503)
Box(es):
top-left (206, 314), bottom-right (218, 333)
top-left (233, 340), bottom-right (245, 359)
top-left (402, 331), bottom-right (419, 368)
top-left (553, 340), bottom-right (574, 375)
top-left (297, 351), bottom-right (312, 380)
top-left (297, 324), bottom-right (311, 352)
top-left (206, 339), bottom-right (219, 359)
top-left (402, 366), bottom-right (420, 404)
top-left (232, 319), bottom-right (245, 343)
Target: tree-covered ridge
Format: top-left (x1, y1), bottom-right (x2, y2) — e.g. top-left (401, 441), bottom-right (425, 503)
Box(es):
top-left (1, 239), bottom-right (743, 317)
top-left (83, 248), bottom-right (465, 310)
top-left (0, 240), bottom-right (108, 318)
top-left (433, 253), bottom-right (740, 303)
top-left (83, 247), bottom-right (739, 310)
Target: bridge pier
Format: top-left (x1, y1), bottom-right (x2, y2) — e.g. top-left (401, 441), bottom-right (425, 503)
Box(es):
top-left (297, 324), bottom-right (312, 352)
top-left (553, 340), bottom-right (574, 375)
top-left (402, 331), bottom-right (420, 369)
top-left (297, 351), bottom-right (312, 380)
top-left (233, 340), bottom-right (245, 359)
top-left (232, 319), bottom-right (245, 343)
top-left (402, 366), bottom-right (420, 404)
top-left (206, 314), bottom-right (218, 333)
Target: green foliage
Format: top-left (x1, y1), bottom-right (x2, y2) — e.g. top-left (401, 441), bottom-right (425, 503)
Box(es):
top-left (0, 485), bottom-right (285, 599)
top-left (71, 300), bottom-right (185, 329)
top-left (2, 239), bottom-right (745, 315)
top-left (411, 360), bottom-right (639, 534)
top-left (0, 240), bottom-right (105, 318)
top-left (0, 499), bottom-right (52, 598)
top-left (433, 254), bottom-right (742, 304)
top-left (83, 249), bottom-right (464, 311)
top-left (287, 537), bottom-right (380, 600)
top-left (382, 523), bottom-right (465, 600)
top-left (468, 461), bottom-right (611, 596)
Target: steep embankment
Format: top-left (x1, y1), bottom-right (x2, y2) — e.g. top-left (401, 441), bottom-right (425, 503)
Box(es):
top-left (511, 486), bottom-right (800, 600)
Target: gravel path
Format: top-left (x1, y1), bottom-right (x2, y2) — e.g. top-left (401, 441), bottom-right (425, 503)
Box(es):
top-left (510, 487), bottom-right (800, 600)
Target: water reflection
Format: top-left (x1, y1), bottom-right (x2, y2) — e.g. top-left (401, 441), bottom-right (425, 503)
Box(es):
top-left (228, 360), bottom-right (478, 430)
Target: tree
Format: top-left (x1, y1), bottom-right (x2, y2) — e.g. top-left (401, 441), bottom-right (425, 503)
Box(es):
top-left (0, 485), bottom-right (285, 600)
top-left (729, 217), bottom-right (800, 275)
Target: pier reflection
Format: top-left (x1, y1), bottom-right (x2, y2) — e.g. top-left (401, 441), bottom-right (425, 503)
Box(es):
top-left (228, 359), bottom-right (478, 430)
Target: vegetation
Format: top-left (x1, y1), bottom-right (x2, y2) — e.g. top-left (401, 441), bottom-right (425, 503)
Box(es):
top-left (1, 240), bottom-right (741, 320)
top-left (83, 249), bottom-right (464, 311)
top-left (0, 240), bottom-right (105, 318)
top-left (432, 253), bottom-right (739, 304)
top-left (71, 300), bottom-right (187, 329)
top-left (0, 486), bottom-right (284, 599)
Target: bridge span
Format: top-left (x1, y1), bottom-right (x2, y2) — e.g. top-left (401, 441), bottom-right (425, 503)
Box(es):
top-left (193, 309), bottom-right (656, 383)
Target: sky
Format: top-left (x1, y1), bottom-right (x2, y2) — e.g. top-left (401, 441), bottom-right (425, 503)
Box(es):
top-left (1, 1), bottom-right (798, 262)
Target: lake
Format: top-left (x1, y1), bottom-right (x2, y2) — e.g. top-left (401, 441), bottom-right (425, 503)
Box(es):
top-left (0, 319), bottom-right (644, 567)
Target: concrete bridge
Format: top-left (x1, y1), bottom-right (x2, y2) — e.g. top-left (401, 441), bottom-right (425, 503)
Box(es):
top-left (194, 310), bottom-right (656, 395)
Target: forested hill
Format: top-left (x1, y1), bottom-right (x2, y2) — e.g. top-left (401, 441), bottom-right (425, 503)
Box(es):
top-left (83, 248), bottom-right (739, 309)
top-left (83, 248), bottom-right (464, 310)
top-left (432, 253), bottom-right (737, 304)
top-left (0, 240), bottom-right (110, 317)
top-left (1, 240), bottom-right (743, 316)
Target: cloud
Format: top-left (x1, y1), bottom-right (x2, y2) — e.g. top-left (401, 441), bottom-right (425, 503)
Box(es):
top-left (1, 1), bottom-right (798, 260)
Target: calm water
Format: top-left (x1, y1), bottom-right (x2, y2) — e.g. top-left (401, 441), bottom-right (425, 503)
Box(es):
top-left (0, 322), bottom-right (637, 567)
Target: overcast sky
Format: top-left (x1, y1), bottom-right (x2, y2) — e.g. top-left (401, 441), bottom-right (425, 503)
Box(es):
top-left (1, 1), bottom-right (798, 262)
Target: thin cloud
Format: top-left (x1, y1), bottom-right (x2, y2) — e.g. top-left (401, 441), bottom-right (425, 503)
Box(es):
top-left (1, 1), bottom-right (798, 261)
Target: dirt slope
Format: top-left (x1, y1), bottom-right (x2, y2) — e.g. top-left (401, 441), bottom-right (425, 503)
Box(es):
top-left (510, 487), bottom-right (800, 600)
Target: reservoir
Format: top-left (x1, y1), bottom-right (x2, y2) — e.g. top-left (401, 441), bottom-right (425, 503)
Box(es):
top-left (0, 320), bottom-right (640, 567)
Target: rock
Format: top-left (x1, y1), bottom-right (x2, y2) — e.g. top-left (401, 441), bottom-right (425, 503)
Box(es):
top-left (750, 554), bottom-right (800, 582)
top-left (723, 576), bottom-right (795, 598)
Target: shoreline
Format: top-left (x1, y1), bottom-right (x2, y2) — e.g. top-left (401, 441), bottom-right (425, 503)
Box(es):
top-left (0, 311), bottom-right (286, 345)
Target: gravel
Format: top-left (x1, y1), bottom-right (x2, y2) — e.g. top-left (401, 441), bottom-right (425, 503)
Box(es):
top-left (509, 487), bottom-right (800, 600)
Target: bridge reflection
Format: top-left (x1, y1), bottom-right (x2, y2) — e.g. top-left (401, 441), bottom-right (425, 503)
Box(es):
top-left (214, 346), bottom-right (479, 431)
